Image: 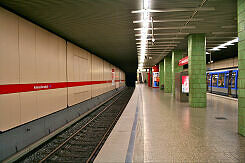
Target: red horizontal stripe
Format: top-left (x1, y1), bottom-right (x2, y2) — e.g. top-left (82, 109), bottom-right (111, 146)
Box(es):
top-left (0, 80), bottom-right (125, 95)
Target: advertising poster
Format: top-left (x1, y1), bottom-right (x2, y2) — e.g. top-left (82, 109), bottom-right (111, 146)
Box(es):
top-left (152, 72), bottom-right (159, 87)
top-left (182, 76), bottom-right (189, 93)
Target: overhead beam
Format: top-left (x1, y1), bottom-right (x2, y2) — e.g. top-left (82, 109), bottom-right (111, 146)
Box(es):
top-left (212, 32), bottom-right (237, 35)
top-left (221, 25), bottom-right (236, 29)
top-left (207, 37), bottom-right (237, 39)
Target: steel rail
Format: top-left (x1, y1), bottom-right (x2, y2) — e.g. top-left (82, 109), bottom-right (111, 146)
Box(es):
top-left (3, 88), bottom-right (125, 163)
top-left (86, 94), bottom-right (130, 163)
top-left (39, 88), bottom-right (129, 163)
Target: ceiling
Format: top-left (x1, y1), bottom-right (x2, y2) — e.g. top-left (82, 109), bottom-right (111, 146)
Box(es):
top-left (133, 0), bottom-right (237, 67)
top-left (0, 0), bottom-right (237, 72)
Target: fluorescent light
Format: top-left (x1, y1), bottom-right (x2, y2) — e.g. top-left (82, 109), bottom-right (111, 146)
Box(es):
top-left (134, 26), bottom-right (196, 30)
top-left (137, 45), bottom-right (177, 47)
top-left (131, 7), bottom-right (215, 13)
top-left (135, 33), bottom-right (188, 36)
top-left (210, 37), bottom-right (238, 51)
top-left (133, 18), bottom-right (203, 24)
top-left (134, 0), bottom-right (152, 66)
top-left (136, 37), bottom-right (184, 40)
top-left (136, 41), bottom-right (180, 44)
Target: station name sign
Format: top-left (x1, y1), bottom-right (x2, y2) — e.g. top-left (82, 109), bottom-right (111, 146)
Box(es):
top-left (178, 56), bottom-right (188, 66)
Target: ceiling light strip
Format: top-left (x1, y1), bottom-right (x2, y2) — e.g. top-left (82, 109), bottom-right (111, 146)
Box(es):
top-left (137, 0), bottom-right (151, 70)
top-left (210, 37), bottom-right (238, 51)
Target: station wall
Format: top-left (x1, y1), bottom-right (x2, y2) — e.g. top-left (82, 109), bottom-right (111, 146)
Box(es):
top-left (0, 8), bottom-right (125, 132)
top-left (207, 57), bottom-right (238, 70)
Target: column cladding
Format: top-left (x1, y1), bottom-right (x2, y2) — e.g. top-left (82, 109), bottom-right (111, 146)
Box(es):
top-left (238, 0), bottom-right (245, 136)
top-left (164, 54), bottom-right (172, 93)
top-left (188, 34), bottom-right (206, 108)
top-left (172, 50), bottom-right (183, 95)
top-left (159, 61), bottom-right (164, 89)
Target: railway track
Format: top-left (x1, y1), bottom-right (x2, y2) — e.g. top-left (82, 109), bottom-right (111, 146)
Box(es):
top-left (16, 87), bottom-right (134, 163)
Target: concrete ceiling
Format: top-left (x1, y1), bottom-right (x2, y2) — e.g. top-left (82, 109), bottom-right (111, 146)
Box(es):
top-left (0, 0), bottom-right (237, 72)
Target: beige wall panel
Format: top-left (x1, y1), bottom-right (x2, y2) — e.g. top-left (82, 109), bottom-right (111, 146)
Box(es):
top-left (91, 85), bottom-right (98, 97)
top-left (19, 18), bottom-right (37, 84)
top-left (92, 55), bottom-right (104, 81)
top-left (58, 38), bottom-right (67, 82)
top-left (74, 54), bottom-right (80, 81)
top-left (92, 84), bottom-right (106, 97)
top-left (207, 57), bottom-right (238, 70)
top-left (107, 83), bottom-right (110, 92)
top-left (115, 67), bottom-right (119, 80)
top-left (115, 67), bottom-right (120, 88)
top-left (37, 88), bottom-right (67, 118)
top-left (68, 85), bottom-right (91, 106)
top-left (92, 55), bottom-right (104, 96)
top-left (36, 27), bottom-right (66, 83)
top-left (0, 94), bottom-right (20, 131)
top-left (48, 34), bottom-right (59, 82)
top-left (103, 61), bottom-right (110, 81)
top-left (67, 42), bottom-right (74, 81)
top-left (67, 42), bottom-right (91, 82)
top-left (122, 72), bottom-right (125, 87)
top-left (0, 8), bottom-right (19, 85)
top-left (51, 88), bottom-right (67, 111)
top-left (79, 49), bottom-right (91, 81)
top-left (36, 27), bottom-right (50, 83)
top-left (37, 90), bottom-right (52, 118)
top-left (110, 64), bottom-right (116, 90)
top-left (20, 92), bottom-right (38, 124)
top-left (67, 42), bottom-right (92, 106)
top-left (103, 61), bottom-right (111, 92)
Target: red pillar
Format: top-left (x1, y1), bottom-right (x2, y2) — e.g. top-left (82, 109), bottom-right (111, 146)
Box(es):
top-left (148, 72), bottom-right (151, 87)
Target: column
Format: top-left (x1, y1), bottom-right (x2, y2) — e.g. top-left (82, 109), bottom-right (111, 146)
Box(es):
top-left (172, 50), bottom-right (183, 95)
top-left (159, 61), bottom-right (164, 89)
top-left (188, 34), bottom-right (206, 108)
top-left (164, 54), bottom-right (172, 93)
top-left (238, 0), bottom-right (245, 136)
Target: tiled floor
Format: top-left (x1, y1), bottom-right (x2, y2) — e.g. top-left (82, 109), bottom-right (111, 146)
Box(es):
top-left (141, 84), bottom-right (245, 162)
top-left (95, 84), bottom-right (245, 162)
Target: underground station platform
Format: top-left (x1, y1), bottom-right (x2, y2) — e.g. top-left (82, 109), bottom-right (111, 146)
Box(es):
top-left (1, 0), bottom-right (245, 162)
top-left (96, 84), bottom-right (245, 162)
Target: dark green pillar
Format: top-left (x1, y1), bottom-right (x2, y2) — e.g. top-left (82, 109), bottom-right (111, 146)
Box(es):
top-left (164, 54), bottom-right (172, 93)
top-left (188, 34), bottom-right (206, 108)
top-left (159, 61), bottom-right (164, 89)
top-left (238, 0), bottom-right (245, 136)
top-left (172, 50), bottom-right (183, 95)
